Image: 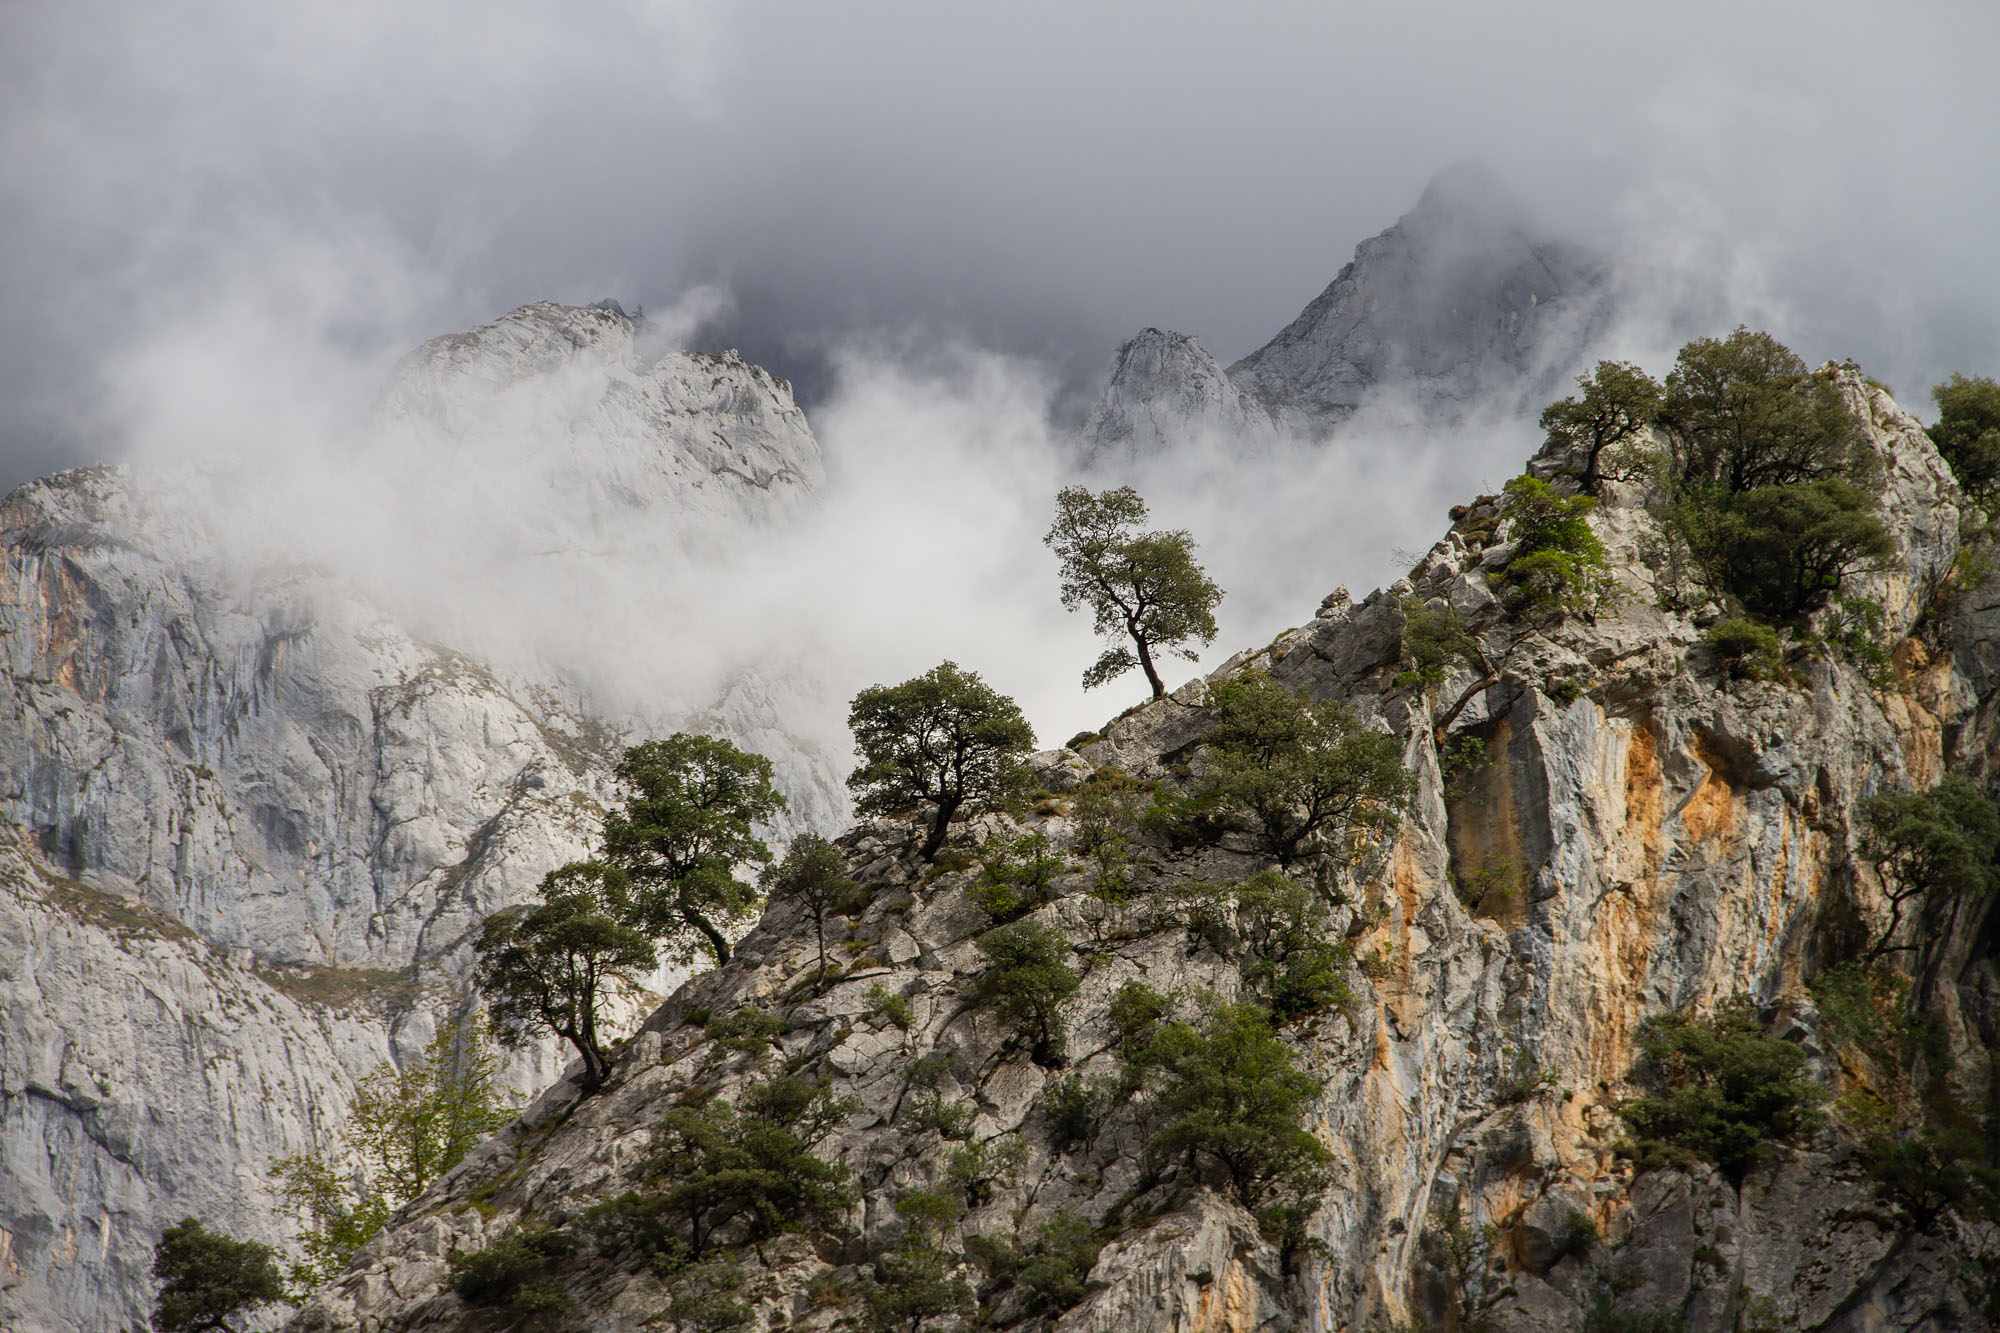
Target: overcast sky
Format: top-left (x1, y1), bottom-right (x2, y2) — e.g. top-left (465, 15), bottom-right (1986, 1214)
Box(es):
top-left (5, 0), bottom-right (2000, 486)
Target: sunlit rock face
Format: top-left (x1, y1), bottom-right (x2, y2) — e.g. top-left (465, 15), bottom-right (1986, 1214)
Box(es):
top-left (1084, 163), bottom-right (1616, 454)
top-left (297, 373), bottom-right (2000, 1332)
top-left (0, 302), bottom-right (846, 1333)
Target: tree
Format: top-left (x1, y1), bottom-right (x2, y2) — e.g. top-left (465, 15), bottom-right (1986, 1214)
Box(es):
top-left (603, 735), bottom-right (785, 967)
top-left (1858, 776), bottom-right (2000, 1004)
top-left (474, 862), bottom-right (657, 1091)
top-left (973, 920), bottom-right (1081, 1067)
top-left (1538, 359), bottom-right (1663, 494)
top-left (1930, 373), bottom-right (2000, 507)
top-left (1673, 478), bottom-right (1891, 622)
top-left (1046, 485), bottom-right (1224, 698)
top-left (1135, 1001), bottom-right (1330, 1211)
top-left (592, 1075), bottom-right (857, 1266)
top-left (848, 661), bottom-right (1037, 861)
top-left (274, 1013), bottom-right (517, 1291)
top-left (1615, 1002), bottom-right (1824, 1183)
top-left (151, 1217), bottom-right (287, 1333)
top-left (1496, 474), bottom-right (1611, 617)
top-left (1662, 328), bottom-right (1869, 492)
top-left (761, 832), bottom-right (859, 992)
top-left (1199, 673), bottom-right (1413, 868)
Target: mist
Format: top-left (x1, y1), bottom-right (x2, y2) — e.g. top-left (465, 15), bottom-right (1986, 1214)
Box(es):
top-left (7, 1), bottom-right (2000, 790)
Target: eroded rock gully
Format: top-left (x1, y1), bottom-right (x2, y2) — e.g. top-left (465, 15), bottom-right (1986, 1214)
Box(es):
top-left (295, 373), bottom-right (2000, 1331)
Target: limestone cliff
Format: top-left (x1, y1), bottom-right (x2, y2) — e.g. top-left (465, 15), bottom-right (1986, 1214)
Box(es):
top-left (295, 370), bottom-right (2000, 1332)
top-left (0, 303), bottom-right (839, 1332)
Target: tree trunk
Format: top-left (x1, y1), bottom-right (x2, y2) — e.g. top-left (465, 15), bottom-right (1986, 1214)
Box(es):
top-left (921, 795), bottom-right (963, 861)
top-left (1433, 672), bottom-right (1500, 744)
top-left (1135, 636), bottom-right (1166, 698)
top-left (689, 909), bottom-right (732, 966)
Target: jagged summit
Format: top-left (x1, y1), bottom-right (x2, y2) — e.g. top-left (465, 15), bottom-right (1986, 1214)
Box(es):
top-left (1078, 327), bottom-right (1271, 458)
top-left (1082, 162), bottom-right (1616, 453)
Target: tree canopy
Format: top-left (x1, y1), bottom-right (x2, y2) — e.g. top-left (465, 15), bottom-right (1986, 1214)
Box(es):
top-left (274, 1013), bottom-right (514, 1291)
top-left (474, 861), bottom-right (657, 1091)
top-left (1538, 359), bottom-right (1663, 494)
top-left (1199, 673), bottom-right (1412, 868)
top-left (761, 832), bottom-right (859, 992)
top-left (151, 1217), bottom-right (288, 1333)
top-left (1496, 474), bottom-right (1610, 618)
top-left (1045, 485), bottom-right (1223, 698)
top-left (604, 734), bottom-right (785, 966)
top-left (1858, 775), bottom-right (2000, 1002)
top-left (1663, 328), bottom-right (1869, 492)
top-left (1930, 373), bottom-right (2000, 507)
top-left (848, 661), bottom-right (1036, 861)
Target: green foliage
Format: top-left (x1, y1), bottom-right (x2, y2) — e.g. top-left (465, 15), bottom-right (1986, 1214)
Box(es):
top-left (1652, 329), bottom-right (1891, 623)
top-left (704, 1007), bottom-right (788, 1055)
top-left (663, 1260), bottom-right (756, 1333)
top-left (1200, 673), bottom-right (1414, 867)
top-left (1413, 1199), bottom-right (1506, 1333)
top-left (1134, 1001), bottom-right (1331, 1210)
top-left (762, 831), bottom-right (859, 991)
top-left (449, 1228), bottom-right (578, 1327)
top-left (848, 661), bottom-right (1037, 861)
top-left (1670, 478), bottom-right (1892, 622)
top-left (1040, 1075), bottom-right (1101, 1153)
top-left (474, 862), bottom-right (656, 1091)
top-left (902, 1054), bottom-right (974, 1139)
top-left (968, 832), bottom-right (1067, 921)
top-left (1046, 484), bottom-right (1225, 698)
top-left (865, 1245), bottom-right (972, 1333)
top-left (1538, 358), bottom-right (1665, 493)
top-left (1553, 1208), bottom-right (1598, 1264)
top-left (1234, 870), bottom-right (1354, 1024)
top-left (1015, 1211), bottom-right (1102, 1316)
top-left (591, 1075), bottom-right (857, 1269)
top-left (274, 1013), bottom-right (513, 1292)
top-left (866, 983), bottom-right (914, 1031)
top-left (1663, 328), bottom-right (1870, 492)
top-left (1455, 853), bottom-right (1526, 917)
top-left (1810, 961), bottom-right (1911, 1064)
top-left (1929, 373), bottom-right (2000, 507)
top-left (1824, 594), bottom-right (1894, 685)
top-left (1396, 597), bottom-right (1479, 689)
top-left (1165, 879), bottom-right (1237, 956)
top-left (1860, 1125), bottom-right (2000, 1230)
top-left (973, 920), bottom-right (1081, 1067)
top-left (944, 1137), bottom-right (1028, 1208)
top-left (1616, 1002), bottom-right (1825, 1182)
top-left (1107, 979), bottom-right (1170, 1054)
top-left (1702, 617), bottom-right (1786, 681)
top-left (1857, 776), bottom-right (2000, 999)
top-left (604, 734), bottom-right (785, 967)
top-left (1070, 773), bottom-right (1151, 898)
top-left (1497, 475), bottom-right (1611, 617)
top-left (151, 1217), bottom-right (289, 1333)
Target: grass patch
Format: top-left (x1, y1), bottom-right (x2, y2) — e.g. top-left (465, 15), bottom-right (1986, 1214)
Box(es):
top-left (256, 963), bottom-right (420, 1012)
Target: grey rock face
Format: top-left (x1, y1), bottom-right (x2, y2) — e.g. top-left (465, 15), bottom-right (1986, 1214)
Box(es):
top-left (1081, 162), bottom-right (1615, 454)
top-left (0, 302), bottom-right (841, 1332)
top-left (296, 372), bottom-right (2000, 1331)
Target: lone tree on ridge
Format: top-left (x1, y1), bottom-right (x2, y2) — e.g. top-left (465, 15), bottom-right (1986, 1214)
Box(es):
top-left (1045, 485), bottom-right (1223, 698)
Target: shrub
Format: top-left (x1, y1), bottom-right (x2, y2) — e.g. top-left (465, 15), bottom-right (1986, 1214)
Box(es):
top-left (1135, 1001), bottom-right (1330, 1210)
top-left (1396, 597), bottom-right (1479, 689)
top-left (763, 832), bottom-right (860, 991)
top-left (1040, 1076), bottom-right (1100, 1153)
top-left (663, 1260), bottom-right (755, 1333)
top-left (151, 1218), bottom-right (289, 1333)
top-left (1200, 673), bottom-right (1413, 867)
top-left (1861, 1125), bottom-right (2000, 1230)
top-left (1671, 478), bottom-right (1892, 622)
top-left (866, 983), bottom-right (914, 1031)
top-left (1856, 776), bottom-right (2000, 1002)
top-left (1234, 870), bottom-right (1354, 1024)
top-left (705, 1007), bottom-right (788, 1055)
top-left (1496, 474), bottom-right (1611, 617)
top-left (974, 921), bottom-right (1081, 1067)
top-left (1106, 979), bottom-right (1170, 1054)
top-left (1586, 1301), bottom-right (1688, 1333)
top-left (945, 1137), bottom-right (1028, 1209)
top-left (968, 833), bottom-right (1067, 921)
top-left (591, 1076), bottom-right (856, 1268)
top-left (1616, 1002), bottom-right (1824, 1182)
top-left (449, 1228), bottom-right (578, 1326)
top-left (1016, 1211), bottom-right (1102, 1316)
top-left (902, 1054), bottom-right (974, 1139)
top-left (1702, 617), bottom-right (1785, 681)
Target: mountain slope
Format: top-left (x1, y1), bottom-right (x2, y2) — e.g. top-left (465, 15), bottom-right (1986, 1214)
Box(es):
top-left (296, 372), bottom-right (2000, 1332)
top-left (1084, 163), bottom-right (1615, 454)
top-left (0, 302), bottom-right (839, 1333)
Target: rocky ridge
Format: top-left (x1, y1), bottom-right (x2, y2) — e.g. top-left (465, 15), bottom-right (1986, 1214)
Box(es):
top-left (296, 370), bottom-right (2000, 1332)
top-left (0, 302), bottom-right (841, 1332)
top-left (1083, 163), bottom-right (1615, 456)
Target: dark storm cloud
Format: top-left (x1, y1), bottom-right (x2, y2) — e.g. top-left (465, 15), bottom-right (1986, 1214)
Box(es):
top-left (5, 0), bottom-right (2000, 484)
